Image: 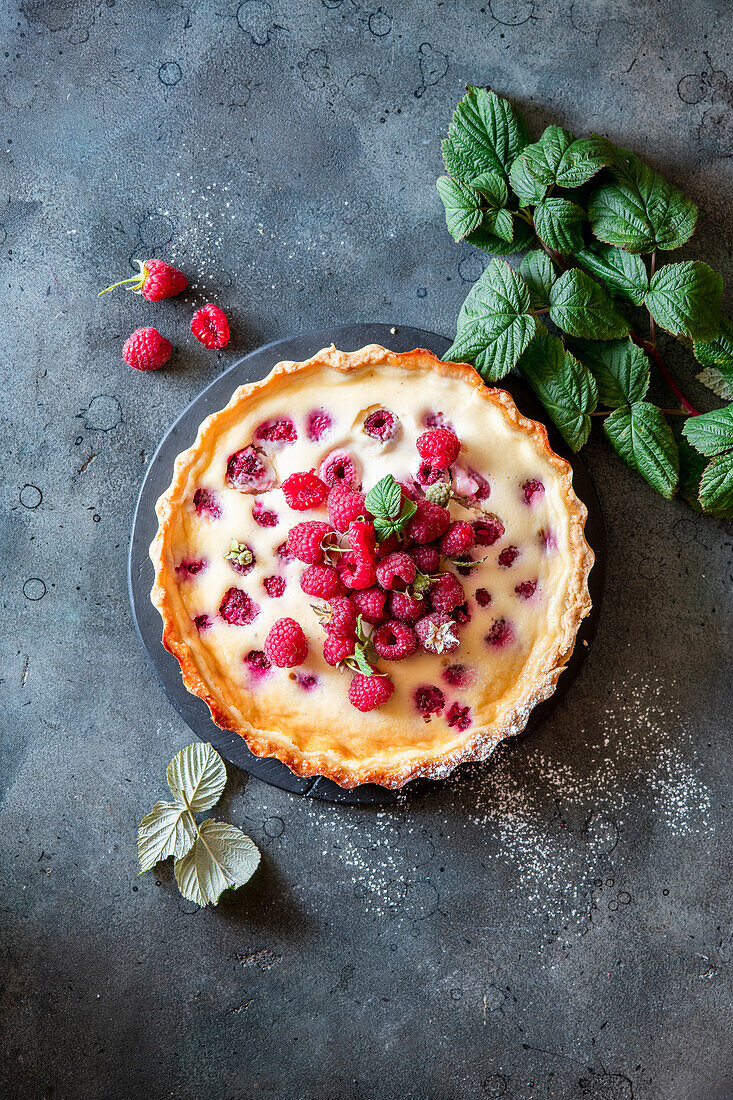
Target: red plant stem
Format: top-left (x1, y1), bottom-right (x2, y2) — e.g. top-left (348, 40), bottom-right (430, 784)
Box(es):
top-left (630, 332), bottom-right (700, 416)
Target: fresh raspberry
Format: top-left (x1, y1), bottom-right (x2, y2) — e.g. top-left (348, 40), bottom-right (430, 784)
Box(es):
top-left (446, 702), bottom-right (472, 731)
top-left (287, 521), bottom-right (334, 564)
top-left (252, 501), bottom-right (278, 527)
top-left (452, 602), bottom-right (472, 625)
top-left (410, 545), bottom-right (440, 574)
top-left (99, 258), bottom-right (187, 301)
top-left (282, 470), bottom-right (329, 511)
top-left (193, 487), bottom-right (221, 519)
top-left (324, 596), bottom-right (358, 638)
top-left (473, 516), bottom-right (505, 546)
top-left (254, 417), bottom-right (297, 447)
top-left (226, 447), bottom-right (276, 492)
top-left (398, 479), bottom-right (419, 501)
top-left (219, 587), bottom-right (259, 626)
top-left (416, 428), bottom-right (461, 469)
top-left (498, 546), bottom-right (520, 568)
top-left (389, 590), bottom-right (424, 623)
top-left (264, 617), bottom-right (308, 667)
top-left (515, 580), bottom-right (537, 598)
top-left (323, 635), bottom-right (354, 666)
top-left (348, 519), bottom-right (377, 563)
top-left (348, 671), bottom-right (394, 712)
top-left (523, 479), bottom-right (545, 504)
top-left (424, 481), bottom-right (452, 506)
top-left (244, 649), bottom-right (271, 680)
top-left (194, 613), bottom-right (211, 632)
top-left (306, 409), bottom-right (332, 441)
top-left (300, 564), bottom-right (344, 599)
top-left (363, 408), bottom-right (400, 442)
top-left (191, 303), bottom-right (230, 349)
top-left (429, 572), bottom-right (465, 613)
top-left (122, 327), bottom-right (172, 370)
top-left (415, 611), bottom-right (460, 654)
top-left (327, 485), bottom-right (367, 533)
top-left (414, 685), bottom-right (445, 718)
top-left (264, 576), bottom-right (286, 598)
top-left (485, 618), bottom-right (513, 647)
top-left (373, 620), bottom-right (417, 661)
top-left (376, 551), bottom-right (416, 592)
top-left (423, 410), bottom-right (453, 430)
top-left (440, 521), bottom-right (475, 557)
top-left (376, 532), bottom-right (403, 557)
top-left (442, 663), bottom-right (473, 688)
top-left (351, 587), bottom-right (388, 624)
top-left (415, 461), bottom-right (448, 487)
top-left (405, 498), bottom-right (450, 544)
top-left (475, 588), bottom-right (492, 607)
top-left (318, 450), bottom-right (361, 490)
top-left (338, 552), bottom-right (377, 590)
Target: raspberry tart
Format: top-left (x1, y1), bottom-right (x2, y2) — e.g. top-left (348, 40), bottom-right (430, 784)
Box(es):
top-left (150, 344), bottom-right (593, 788)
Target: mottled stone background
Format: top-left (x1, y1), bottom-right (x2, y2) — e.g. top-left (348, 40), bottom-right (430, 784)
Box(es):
top-left (1, 1), bottom-right (732, 1098)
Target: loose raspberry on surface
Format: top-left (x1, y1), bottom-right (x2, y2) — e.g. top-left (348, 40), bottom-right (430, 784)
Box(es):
top-left (351, 587), bottom-right (388, 624)
top-left (427, 572), bottom-right (465, 613)
top-left (194, 614), bottom-right (212, 632)
top-left (122, 326), bottom-right (172, 370)
top-left (363, 408), bottom-right (400, 442)
top-left (440, 521), bottom-right (475, 557)
top-left (515, 580), bottom-right (538, 599)
top-left (373, 620), bottom-right (417, 661)
top-left (318, 449), bottom-right (361, 490)
top-left (485, 618), bottom-right (513, 647)
top-left (323, 634), bottom-right (355, 666)
top-left (226, 446), bottom-right (276, 493)
top-left (306, 409), bottom-right (333, 441)
top-left (191, 303), bottom-right (230, 349)
top-left (323, 596), bottom-right (358, 638)
top-left (414, 685), bottom-right (445, 718)
top-left (264, 576), bottom-right (286, 598)
top-left (224, 540), bottom-right (255, 576)
top-left (219, 587), bottom-right (259, 626)
top-left (338, 552), bottom-right (377, 590)
top-left (473, 516), bottom-right (505, 546)
top-left (446, 702), bottom-right (472, 731)
top-left (348, 671), bottom-right (395, 712)
top-left (287, 521), bottom-right (334, 565)
top-left (264, 617), bottom-right (308, 667)
top-left (276, 540), bottom-right (294, 562)
top-left (523, 479), bottom-right (545, 504)
top-left (252, 501), bottom-right (278, 527)
top-left (99, 258), bottom-right (187, 301)
top-left (405, 498), bottom-right (450, 544)
top-left (442, 663), bottom-right (473, 688)
top-left (244, 649), bottom-right (271, 679)
top-left (193, 487), bottom-right (221, 519)
top-left (415, 611), bottom-right (460, 654)
top-left (376, 551), bottom-right (416, 592)
top-left (410, 545), bottom-right (441, 574)
top-left (282, 470), bottom-right (329, 511)
top-left (416, 428), bottom-right (461, 469)
top-left (498, 546), bottom-right (520, 568)
top-left (327, 485), bottom-right (367, 533)
top-left (254, 417), bottom-right (297, 447)
top-left (300, 564), bottom-right (344, 600)
top-left (475, 587), bottom-right (492, 607)
top-left (176, 559), bottom-right (207, 580)
top-left (389, 590), bottom-right (424, 623)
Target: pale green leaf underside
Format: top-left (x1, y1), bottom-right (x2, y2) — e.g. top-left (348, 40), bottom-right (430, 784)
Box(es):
top-left (436, 176), bottom-right (483, 242)
top-left (533, 197), bottom-right (586, 254)
top-left (693, 318), bottom-right (733, 371)
top-left (645, 261), bottom-right (722, 341)
top-left (604, 402), bottom-right (679, 498)
top-left (549, 268), bottom-right (630, 340)
top-left (681, 406), bottom-right (733, 457)
top-left (575, 243), bottom-right (649, 305)
top-left (519, 249), bottom-right (556, 309)
top-left (577, 338), bottom-right (650, 407)
top-left (138, 800), bottom-right (196, 873)
top-left (518, 332), bottom-right (598, 450)
top-left (174, 820), bottom-right (260, 908)
top-left (698, 453), bottom-right (733, 517)
top-left (166, 742), bottom-right (227, 814)
top-left (442, 86), bottom-right (530, 182)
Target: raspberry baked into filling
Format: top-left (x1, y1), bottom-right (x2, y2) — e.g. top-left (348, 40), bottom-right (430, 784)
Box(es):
top-left (150, 344), bottom-right (593, 788)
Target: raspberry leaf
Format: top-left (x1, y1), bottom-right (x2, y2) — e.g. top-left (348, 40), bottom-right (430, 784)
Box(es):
top-left (509, 154), bottom-right (547, 206)
top-left (442, 86), bottom-right (530, 182)
top-left (698, 453), bottom-right (733, 518)
top-left (466, 216), bottom-right (534, 254)
top-left (365, 474), bottom-right (402, 520)
top-left (549, 268), bottom-right (631, 340)
top-left (518, 126), bottom-right (613, 189)
top-left (575, 243), bottom-right (649, 305)
top-left (483, 206), bottom-right (515, 243)
top-left (436, 177), bottom-right (484, 242)
top-left (677, 438), bottom-right (708, 512)
top-left (681, 406), bottom-right (733, 457)
top-left (470, 170), bottom-right (508, 207)
top-left (444, 258), bottom-right (538, 381)
top-left (604, 402), bottom-right (679, 498)
top-left (518, 332), bottom-right (598, 451)
top-left (166, 742), bottom-right (227, 813)
top-left (137, 800), bottom-right (196, 872)
top-left (174, 820), bottom-right (260, 908)
top-left (576, 338), bottom-right (650, 407)
top-left (644, 262), bottom-right (723, 341)
top-left (519, 250), bottom-right (557, 309)
top-left (694, 319), bottom-right (733, 399)
top-left (533, 197), bottom-right (586, 255)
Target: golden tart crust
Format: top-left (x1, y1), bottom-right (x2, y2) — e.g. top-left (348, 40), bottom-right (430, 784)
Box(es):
top-left (150, 344), bottom-right (594, 789)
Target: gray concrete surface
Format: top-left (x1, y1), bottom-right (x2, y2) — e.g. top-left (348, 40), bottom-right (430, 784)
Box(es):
top-left (1, 2), bottom-right (732, 1097)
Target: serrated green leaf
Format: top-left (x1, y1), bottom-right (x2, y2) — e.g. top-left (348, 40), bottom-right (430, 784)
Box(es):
top-left (174, 820), bottom-right (260, 908)
top-left (444, 258), bottom-right (538, 381)
top-left (350, 643), bottom-right (375, 676)
top-left (575, 243), bottom-right (649, 305)
top-left (436, 176), bottom-right (484, 242)
top-left (604, 402), bottom-right (679, 498)
top-left (520, 125), bottom-right (574, 185)
top-left (576, 338), bottom-right (650, 407)
top-left (533, 197), bottom-right (586, 254)
top-left (518, 332), bottom-right (597, 451)
top-left (466, 216), bottom-right (534, 255)
top-left (677, 437), bottom-right (708, 512)
top-left (681, 406), bottom-right (733, 457)
top-left (693, 318), bottom-right (733, 371)
top-left (698, 452), bottom-right (733, 517)
top-left (696, 368), bottom-right (733, 402)
top-left (469, 170), bottom-right (508, 207)
top-left (519, 249), bottom-right (557, 309)
top-left (549, 268), bottom-right (630, 340)
top-left (508, 155), bottom-right (547, 206)
top-left (588, 148), bottom-right (698, 253)
top-left (481, 206), bottom-right (513, 243)
top-left (138, 800), bottom-right (196, 873)
top-left (554, 136), bottom-right (615, 188)
top-left (365, 474), bottom-right (402, 520)
top-left (645, 261), bottom-right (722, 341)
top-left (442, 86), bottom-right (530, 182)
top-left (166, 742), bottom-right (227, 813)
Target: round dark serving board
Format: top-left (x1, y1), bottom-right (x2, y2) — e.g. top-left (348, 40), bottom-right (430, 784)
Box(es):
top-left (129, 323), bottom-right (606, 805)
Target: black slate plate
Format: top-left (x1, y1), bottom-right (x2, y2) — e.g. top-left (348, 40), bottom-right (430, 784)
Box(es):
top-left (129, 323), bottom-right (606, 805)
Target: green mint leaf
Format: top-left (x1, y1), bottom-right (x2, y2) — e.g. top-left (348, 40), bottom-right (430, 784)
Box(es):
top-left (508, 155), bottom-right (547, 206)
top-left (399, 496), bottom-right (417, 525)
top-left (698, 452), bottom-right (733, 518)
top-left (681, 406), bottom-right (733, 457)
top-left (442, 86), bottom-right (530, 182)
top-left (365, 474), bottom-right (402, 520)
top-left (693, 318), bottom-right (733, 371)
top-left (436, 176), bottom-right (483, 243)
top-left (519, 249), bottom-right (557, 309)
top-left (576, 338), bottom-right (650, 407)
top-left (677, 437), bottom-right (708, 512)
top-left (138, 800), bottom-right (196, 873)
top-left (373, 517), bottom-right (398, 541)
top-left (533, 197), bottom-right (586, 255)
top-left (469, 170), bottom-right (508, 207)
top-left (350, 643), bottom-right (376, 676)
top-left (588, 148), bottom-right (697, 253)
top-left (166, 742), bottom-right (227, 814)
top-left (466, 215), bottom-right (533, 255)
top-left (604, 402), bottom-right (679, 498)
top-left (444, 258), bottom-right (538, 381)
top-left (518, 332), bottom-right (598, 451)
top-left (554, 135), bottom-right (615, 188)
top-left (174, 820), bottom-right (260, 908)
top-left (549, 268), bottom-right (630, 340)
top-left (645, 261), bottom-right (723, 341)
top-left (575, 243), bottom-right (649, 305)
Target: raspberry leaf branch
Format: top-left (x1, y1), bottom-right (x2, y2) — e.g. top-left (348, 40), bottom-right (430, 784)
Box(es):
top-left (365, 474), bottom-right (417, 540)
